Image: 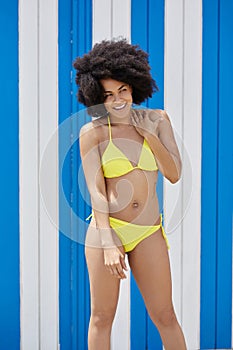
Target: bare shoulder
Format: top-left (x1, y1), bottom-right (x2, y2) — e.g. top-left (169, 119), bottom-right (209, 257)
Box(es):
top-left (80, 117), bottom-right (107, 140)
top-left (154, 109), bottom-right (171, 123)
top-left (144, 108), bottom-right (171, 123)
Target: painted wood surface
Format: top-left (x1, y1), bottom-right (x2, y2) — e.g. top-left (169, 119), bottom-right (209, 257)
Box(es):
top-left (0, 1), bottom-right (20, 349)
top-left (201, 0), bottom-right (233, 348)
top-left (19, 0), bottom-right (59, 349)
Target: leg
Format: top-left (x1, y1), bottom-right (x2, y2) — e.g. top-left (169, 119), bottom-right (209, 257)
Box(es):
top-left (85, 245), bottom-right (122, 350)
top-left (128, 228), bottom-right (187, 350)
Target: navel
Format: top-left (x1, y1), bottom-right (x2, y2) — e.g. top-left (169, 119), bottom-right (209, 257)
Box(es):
top-left (132, 201), bottom-right (139, 208)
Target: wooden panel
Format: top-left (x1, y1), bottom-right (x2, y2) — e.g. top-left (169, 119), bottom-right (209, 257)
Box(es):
top-left (164, 0), bottom-right (184, 330)
top-left (58, 0), bottom-right (73, 348)
top-left (19, 0), bottom-right (40, 348)
top-left (112, 0), bottom-right (131, 41)
top-left (0, 1), bottom-right (20, 349)
top-left (38, 0), bottom-right (59, 348)
top-left (182, 0), bottom-right (202, 347)
top-left (131, 1), bottom-right (150, 348)
top-left (165, 0), bottom-right (202, 349)
top-left (20, 0), bottom-right (59, 348)
top-left (216, 0), bottom-right (233, 347)
top-left (92, 0), bottom-right (112, 43)
top-left (200, 0), bottom-right (219, 347)
top-left (59, 1), bottom-right (92, 350)
top-left (147, 0), bottom-right (165, 348)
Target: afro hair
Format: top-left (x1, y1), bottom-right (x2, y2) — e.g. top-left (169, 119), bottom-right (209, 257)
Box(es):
top-left (73, 38), bottom-right (158, 116)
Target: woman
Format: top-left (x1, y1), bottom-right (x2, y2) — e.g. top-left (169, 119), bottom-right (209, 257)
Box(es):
top-left (74, 39), bottom-right (187, 350)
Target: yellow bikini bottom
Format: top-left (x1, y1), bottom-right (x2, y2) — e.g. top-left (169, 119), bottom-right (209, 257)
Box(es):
top-left (87, 213), bottom-right (170, 252)
top-left (109, 214), bottom-right (170, 252)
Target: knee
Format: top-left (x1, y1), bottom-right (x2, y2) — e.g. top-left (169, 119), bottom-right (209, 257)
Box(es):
top-left (152, 306), bottom-right (177, 329)
top-left (91, 309), bottom-right (115, 329)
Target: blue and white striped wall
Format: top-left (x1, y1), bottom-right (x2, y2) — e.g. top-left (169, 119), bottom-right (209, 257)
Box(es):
top-left (0, 0), bottom-right (232, 349)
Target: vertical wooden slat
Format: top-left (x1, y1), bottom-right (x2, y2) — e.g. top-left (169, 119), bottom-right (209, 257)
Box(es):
top-left (39, 0), bottom-right (59, 348)
top-left (92, 0), bottom-right (112, 43)
top-left (59, 0), bottom-right (92, 349)
top-left (200, 0), bottom-right (219, 347)
top-left (112, 0), bottom-right (131, 41)
top-left (147, 0), bottom-right (165, 348)
top-left (58, 0), bottom-right (73, 348)
top-left (19, 0), bottom-right (40, 348)
top-left (131, 1), bottom-right (149, 348)
top-left (164, 0), bottom-right (184, 332)
top-left (71, 1), bottom-right (92, 349)
top-left (0, 1), bottom-right (20, 349)
top-left (182, 0), bottom-right (202, 347)
top-left (216, 0), bottom-right (233, 347)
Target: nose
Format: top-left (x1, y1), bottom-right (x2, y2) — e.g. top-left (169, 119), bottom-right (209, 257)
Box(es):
top-left (114, 94), bottom-right (121, 102)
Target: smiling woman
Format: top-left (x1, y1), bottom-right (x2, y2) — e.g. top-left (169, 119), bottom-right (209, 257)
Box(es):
top-left (73, 38), bottom-right (186, 350)
top-left (101, 79), bottom-right (133, 118)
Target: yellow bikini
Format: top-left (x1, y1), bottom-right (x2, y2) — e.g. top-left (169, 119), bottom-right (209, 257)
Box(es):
top-left (87, 116), bottom-right (169, 252)
top-left (101, 116), bottom-right (158, 178)
top-left (109, 214), bottom-right (170, 252)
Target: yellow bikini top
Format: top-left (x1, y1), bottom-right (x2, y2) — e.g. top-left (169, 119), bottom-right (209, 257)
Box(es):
top-left (101, 116), bottom-right (158, 178)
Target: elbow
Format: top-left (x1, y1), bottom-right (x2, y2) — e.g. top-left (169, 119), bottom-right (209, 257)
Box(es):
top-left (169, 174), bottom-right (181, 184)
top-left (167, 168), bottom-right (182, 184)
top-left (170, 159), bottom-right (182, 183)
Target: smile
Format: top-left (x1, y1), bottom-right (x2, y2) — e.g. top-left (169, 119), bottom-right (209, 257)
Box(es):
top-left (113, 103), bottom-right (127, 111)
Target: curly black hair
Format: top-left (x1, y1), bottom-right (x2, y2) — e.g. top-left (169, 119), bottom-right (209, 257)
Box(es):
top-left (73, 38), bottom-right (158, 115)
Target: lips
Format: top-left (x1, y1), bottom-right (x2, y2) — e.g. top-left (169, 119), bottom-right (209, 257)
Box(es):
top-left (113, 103), bottom-right (127, 110)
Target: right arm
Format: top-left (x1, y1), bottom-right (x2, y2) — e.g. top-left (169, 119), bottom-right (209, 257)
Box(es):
top-left (79, 122), bottom-right (127, 278)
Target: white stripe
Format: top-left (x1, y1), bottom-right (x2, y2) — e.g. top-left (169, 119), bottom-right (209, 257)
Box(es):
top-left (38, 0), bottom-right (59, 348)
top-left (92, 1), bottom-right (131, 349)
top-left (92, 0), bottom-right (131, 45)
top-left (19, 0), bottom-right (40, 347)
top-left (92, 0), bottom-right (112, 43)
top-left (19, 0), bottom-right (59, 349)
top-left (164, 0), bottom-right (202, 348)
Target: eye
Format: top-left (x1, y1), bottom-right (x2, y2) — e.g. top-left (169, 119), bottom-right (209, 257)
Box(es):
top-left (104, 93), bottom-right (113, 100)
top-left (119, 88), bottom-right (127, 94)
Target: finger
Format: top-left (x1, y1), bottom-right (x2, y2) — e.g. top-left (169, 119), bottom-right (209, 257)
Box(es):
top-left (133, 110), bottom-right (140, 123)
top-left (108, 263), bottom-right (121, 278)
top-left (120, 256), bottom-right (128, 271)
top-left (130, 110), bottom-right (137, 125)
top-left (136, 110), bottom-right (143, 121)
top-left (116, 265), bottom-right (126, 279)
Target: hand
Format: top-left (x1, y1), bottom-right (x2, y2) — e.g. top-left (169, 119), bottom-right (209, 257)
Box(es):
top-left (104, 246), bottom-right (128, 279)
top-left (131, 109), bottom-right (163, 137)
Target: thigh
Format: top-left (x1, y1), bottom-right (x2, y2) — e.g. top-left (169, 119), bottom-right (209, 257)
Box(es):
top-left (127, 228), bottom-right (173, 314)
top-left (85, 246), bottom-right (121, 314)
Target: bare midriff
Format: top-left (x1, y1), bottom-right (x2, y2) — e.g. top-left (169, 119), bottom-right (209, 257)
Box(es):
top-left (105, 169), bottom-right (160, 226)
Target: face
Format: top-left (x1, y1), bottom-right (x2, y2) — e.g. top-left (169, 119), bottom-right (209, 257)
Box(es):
top-left (100, 78), bottom-right (133, 118)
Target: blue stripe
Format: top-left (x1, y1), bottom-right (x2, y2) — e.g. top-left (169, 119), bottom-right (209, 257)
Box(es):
top-left (216, 0), bottom-right (233, 346)
top-left (59, 0), bottom-right (73, 348)
top-left (201, 0), bottom-right (219, 346)
top-left (201, 0), bottom-right (233, 348)
top-left (59, 0), bottom-right (92, 349)
top-left (131, 0), bottom-right (165, 348)
top-left (147, 1), bottom-right (165, 348)
top-left (131, 2), bottom-right (149, 347)
top-left (0, 1), bottom-right (20, 349)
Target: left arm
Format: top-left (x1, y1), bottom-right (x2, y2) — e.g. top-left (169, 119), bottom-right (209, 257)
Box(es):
top-left (131, 109), bottom-right (182, 183)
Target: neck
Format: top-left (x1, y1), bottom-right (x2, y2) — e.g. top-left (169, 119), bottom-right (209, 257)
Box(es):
top-left (109, 112), bottom-right (131, 125)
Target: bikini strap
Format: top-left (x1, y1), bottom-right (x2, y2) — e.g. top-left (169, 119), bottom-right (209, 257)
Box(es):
top-left (107, 115), bottom-right (112, 141)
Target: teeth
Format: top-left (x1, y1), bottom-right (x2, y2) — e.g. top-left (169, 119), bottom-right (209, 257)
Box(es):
top-left (113, 103), bottom-right (126, 110)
